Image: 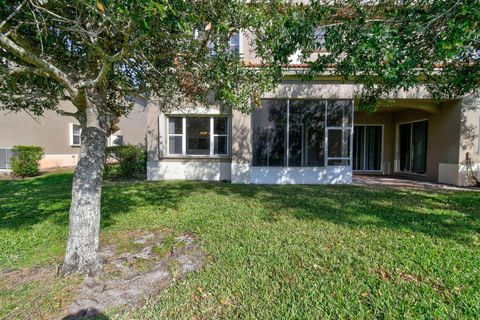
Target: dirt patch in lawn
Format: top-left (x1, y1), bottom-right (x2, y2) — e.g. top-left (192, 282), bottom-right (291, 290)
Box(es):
top-left (1, 230), bottom-right (206, 319)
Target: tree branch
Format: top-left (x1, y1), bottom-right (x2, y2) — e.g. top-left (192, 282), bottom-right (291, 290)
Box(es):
top-left (0, 0), bottom-right (27, 31)
top-left (0, 33), bottom-right (78, 96)
top-left (56, 109), bottom-right (78, 118)
top-left (76, 21), bottom-right (134, 89)
top-left (8, 65), bottom-right (50, 78)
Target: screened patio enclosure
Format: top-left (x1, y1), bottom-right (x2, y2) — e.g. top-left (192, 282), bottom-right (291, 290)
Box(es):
top-left (252, 99), bottom-right (354, 169)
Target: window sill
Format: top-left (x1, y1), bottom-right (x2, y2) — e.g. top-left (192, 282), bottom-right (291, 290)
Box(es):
top-left (162, 155), bottom-right (231, 161)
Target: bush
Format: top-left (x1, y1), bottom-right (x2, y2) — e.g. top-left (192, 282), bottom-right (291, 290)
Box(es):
top-left (11, 145), bottom-right (44, 178)
top-left (105, 145), bottom-right (146, 178)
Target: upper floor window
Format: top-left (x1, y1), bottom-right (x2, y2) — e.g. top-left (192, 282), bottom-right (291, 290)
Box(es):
top-left (314, 27), bottom-right (326, 51)
top-left (194, 29), bottom-right (241, 55)
top-left (167, 116), bottom-right (229, 156)
top-left (229, 32), bottom-right (240, 53)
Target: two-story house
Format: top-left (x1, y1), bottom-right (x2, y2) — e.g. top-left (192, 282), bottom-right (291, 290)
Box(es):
top-left (146, 31), bottom-right (480, 186)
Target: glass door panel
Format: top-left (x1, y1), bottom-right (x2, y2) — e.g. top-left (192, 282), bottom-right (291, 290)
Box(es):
top-left (353, 125), bottom-right (382, 171)
top-left (398, 121), bottom-right (428, 174)
top-left (411, 121), bottom-right (428, 174)
top-left (399, 123), bottom-right (412, 172)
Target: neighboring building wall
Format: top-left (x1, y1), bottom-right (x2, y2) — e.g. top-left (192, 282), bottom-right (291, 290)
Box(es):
top-left (115, 106), bottom-right (148, 146)
top-left (0, 101), bottom-right (147, 169)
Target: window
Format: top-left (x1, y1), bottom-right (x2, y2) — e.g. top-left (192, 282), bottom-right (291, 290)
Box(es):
top-left (0, 148), bottom-right (14, 169)
top-left (167, 116), bottom-right (229, 156)
top-left (70, 123), bottom-right (81, 146)
top-left (252, 100), bottom-right (287, 166)
top-left (194, 29), bottom-right (240, 55)
top-left (114, 135), bottom-right (124, 146)
top-left (252, 99), bottom-right (353, 167)
top-left (109, 135), bottom-right (123, 147)
top-left (314, 27), bottom-right (326, 51)
top-left (229, 32), bottom-right (240, 53)
top-left (187, 117), bottom-right (210, 155)
top-left (214, 117), bottom-right (228, 155)
top-left (168, 117), bottom-right (183, 155)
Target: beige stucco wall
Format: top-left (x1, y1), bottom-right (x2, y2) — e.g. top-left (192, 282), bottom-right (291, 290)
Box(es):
top-left (0, 101), bottom-right (77, 154)
top-left (392, 102), bottom-right (461, 182)
top-left (0, 101), bottom-right (147, 169)
top-left (115, 106), bottom-right (148, 146)
top-left (459, 95), bottom-right (480, 163)
top-left (356, 101), bottom-right (463, 183)
top-left (457, 95), bottom-right (480, 185)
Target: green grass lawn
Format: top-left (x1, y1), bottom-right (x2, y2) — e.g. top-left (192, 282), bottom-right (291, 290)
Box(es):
top-left (0, 172), bottom-right (479, 319)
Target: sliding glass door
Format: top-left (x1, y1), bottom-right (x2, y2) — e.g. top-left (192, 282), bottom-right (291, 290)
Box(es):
top-left (353, 125), bottom-right (383, 171)
top-left (398, 120), bottom-right (428, 174)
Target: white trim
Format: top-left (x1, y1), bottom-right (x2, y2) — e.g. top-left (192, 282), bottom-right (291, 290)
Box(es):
top-left (286, 99), bottom-right (290, 166)
top-left (250, 166), bottom-right (352, 184)
top-left (159, 113), bottom-right (165, 157)
top-left (147, 160), bottom-right (231, 181)
top-left (238, 30), bottom-right (244, 56)
top-left (209, 117), bottom-right (214, 156)
top-left (350, 99), bottom-right (355, 169)
top-left (182, 117), bottom-right (187, 156)
top-left (478, 116), bottom-right (480, 155)
top-left (166, 115), bottom-right (230, 157)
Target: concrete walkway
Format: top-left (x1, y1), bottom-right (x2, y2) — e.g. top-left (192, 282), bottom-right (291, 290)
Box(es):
top-left (352, 174), bottom-right (478, 191)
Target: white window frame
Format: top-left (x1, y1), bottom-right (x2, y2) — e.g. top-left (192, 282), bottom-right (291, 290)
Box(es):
top-left (478, 116), bottom-right (480, 155)
top-left (108, 134), bottom-right (124, 147)
top-left (69, 123), bottom-right (81, 147)
top-left (212, 117), bottom-right (229, 156)
top-left (313, 27), bottom-right (326, 51)
top-left (166, 117), bottom-right (184, 155)
top-left (166, 115), bottom-right (230, 157)
top-left (325, 100), bottom-right (354, 167)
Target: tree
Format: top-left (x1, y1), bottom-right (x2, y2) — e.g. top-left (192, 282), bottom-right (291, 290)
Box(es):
top-left (1, 0), bottom-right (478, 276)
top-left (254, 0), bottom-right (480, 110)
top-left (0, 0), bottom-right (282, 276)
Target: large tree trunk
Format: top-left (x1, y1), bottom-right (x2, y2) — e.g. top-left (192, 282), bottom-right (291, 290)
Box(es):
top-left (60, 94), bottom-right (113, 276)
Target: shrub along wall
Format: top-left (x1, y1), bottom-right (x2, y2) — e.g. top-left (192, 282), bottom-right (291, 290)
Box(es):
top-left (11, 146), bottom-right (44, 177)
top-left (104, 145), bottom-right (146, 178)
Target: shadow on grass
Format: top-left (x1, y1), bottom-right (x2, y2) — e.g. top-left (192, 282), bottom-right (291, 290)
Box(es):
top-left (62, 308), bottom-right (109, 319)
top-left (0, 173), bottom-right (479, 243)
